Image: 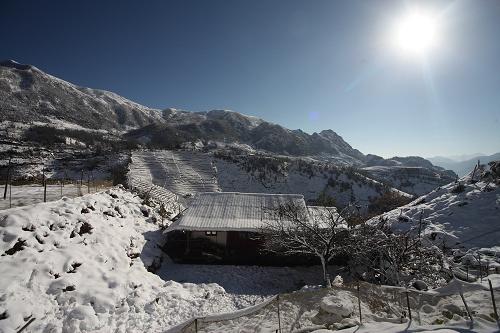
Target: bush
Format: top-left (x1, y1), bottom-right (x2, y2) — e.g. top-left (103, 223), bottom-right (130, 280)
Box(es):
top-left (368, 191), bottom-right (412, 215)
top-left (450, 183), bottom-right (465, 194)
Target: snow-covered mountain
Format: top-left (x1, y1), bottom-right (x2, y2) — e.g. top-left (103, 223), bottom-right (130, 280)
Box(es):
top-left (0, 60), bottom-right (163, 131)
top-left (0, 60), bottom-right (457, 195)
top-left (127, 110), bottom-right (367, 164)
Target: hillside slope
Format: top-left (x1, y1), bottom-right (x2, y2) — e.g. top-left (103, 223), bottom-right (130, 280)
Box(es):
top-left (367, 161), bottom-right (500, 249)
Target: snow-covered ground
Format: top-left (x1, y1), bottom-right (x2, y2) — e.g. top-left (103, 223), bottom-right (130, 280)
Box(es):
top-left (0, 187), bottom-right (324, 332)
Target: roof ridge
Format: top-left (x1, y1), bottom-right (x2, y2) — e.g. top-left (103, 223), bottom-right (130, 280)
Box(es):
top-left (196, 191), bottom-right (304, 198)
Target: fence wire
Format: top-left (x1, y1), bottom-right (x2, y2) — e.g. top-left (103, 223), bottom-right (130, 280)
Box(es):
top-left (170, 279), bottom-right (499, 333)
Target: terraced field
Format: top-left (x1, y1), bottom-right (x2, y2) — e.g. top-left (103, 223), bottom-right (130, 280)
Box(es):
top-left (129, 150), bottom-right (220, 197)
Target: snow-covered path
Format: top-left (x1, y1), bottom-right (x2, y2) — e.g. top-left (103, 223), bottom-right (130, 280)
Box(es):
top-left (157, 260), bottom-right (324, 296)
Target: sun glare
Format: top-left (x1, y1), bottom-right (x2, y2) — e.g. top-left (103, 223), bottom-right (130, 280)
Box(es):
top-left (392, 9), bottom-right (439, 57)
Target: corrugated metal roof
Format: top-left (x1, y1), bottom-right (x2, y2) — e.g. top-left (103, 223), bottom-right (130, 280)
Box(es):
top-left (306, 206), bottom-right (346, 228)
top-left (167, 192), bottom-right (307, 232)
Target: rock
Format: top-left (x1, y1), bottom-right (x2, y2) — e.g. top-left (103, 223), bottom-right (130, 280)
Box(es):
top-left (443, 303), bottom-right (462, 315)
top-left (412, 280), bottom-right (428, 291)
top-left (331, 275), bottom-right (343, 287)
top-left (422, 304), bottom-right (434, 314)
top-left (320, 292), bottom-right (355, 317)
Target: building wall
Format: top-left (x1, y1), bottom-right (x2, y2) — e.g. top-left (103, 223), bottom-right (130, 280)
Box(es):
top-left (191, 230), bottom-right (227, 246)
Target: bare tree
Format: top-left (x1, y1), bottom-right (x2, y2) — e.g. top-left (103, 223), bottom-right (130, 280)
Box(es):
top-left (346, 221), bottom-right (445, 286)
top-left (260, 202), bottom-right (355, 286)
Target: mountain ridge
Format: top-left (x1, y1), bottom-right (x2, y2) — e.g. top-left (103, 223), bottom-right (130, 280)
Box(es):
top-left (428, 152), bottom-right (500, 176)
top-left (0, 60), bottom-right (457, 192)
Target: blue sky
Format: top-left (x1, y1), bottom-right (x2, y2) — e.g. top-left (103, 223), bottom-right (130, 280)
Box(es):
top-left (1, 0), bottom-right (499, 158)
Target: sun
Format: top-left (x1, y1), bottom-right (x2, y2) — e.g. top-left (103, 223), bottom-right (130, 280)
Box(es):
top-left (392, 9), bottom-right (439, 57)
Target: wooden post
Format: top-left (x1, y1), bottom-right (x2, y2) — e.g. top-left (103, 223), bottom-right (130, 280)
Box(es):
top-left (460, 291), bottom-right (473, 325)
top-left (277, 294), bottom-right (282, 333)
top-left (357, 282), bottom-right (362, 324)
top-left (194, 318), bottom-right (198, 333)
top-left (3, 157), bottom-right (11, 200)
top-left (16, 317), bottom-right (35, 333)
top-left (478, 253), bottom-right (482, 282)
top-left (43, 172), bottom-right (47, 203)
top-left (9, 182), bottom-right (12, 208)
top-left (405, 291), bottom-right (412, 321)
top-left (488, 279), bottom-right (499, 320)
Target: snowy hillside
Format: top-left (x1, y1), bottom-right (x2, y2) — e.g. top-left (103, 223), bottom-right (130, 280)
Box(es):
top-left (362, 165), bottom-right (456, 196)
top-left (127, 150), bottom-right (412, 209)
top-left (363, 155), bottom-right (457, 196)
top-left (367, 161), bottom-right (500, 249)
top-left (213, 153), bottom-right (406, 208)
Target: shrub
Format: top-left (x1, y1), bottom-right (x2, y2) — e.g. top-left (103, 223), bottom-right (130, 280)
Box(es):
top-left (450, 183), bottom-right (465, 194)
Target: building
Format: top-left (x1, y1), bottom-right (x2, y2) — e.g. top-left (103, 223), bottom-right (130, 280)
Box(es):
top-left (164, 192), bottom-right (341, 264)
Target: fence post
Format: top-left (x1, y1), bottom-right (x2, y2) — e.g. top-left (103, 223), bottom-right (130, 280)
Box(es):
top-left (488, 279), bottom-right (499, 320)
top-left (194, 318), bottom-right (198, 333)
top-left (277, 294), bottom-right (282, 333)
top-left (16, 316), bottom-right (35, 333)
top-left (3, 157), bottom-right (11, 200)
top-left (405, 291), bottom-right (412, 321)
top-left (459, 291), bottom-right (473, 327)
top-left (357, 282), bottom-right (362, 324)
top-left (43, 172), bottom-right (47, 203)
top-left (478, 254), bottom-right (482, 282)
